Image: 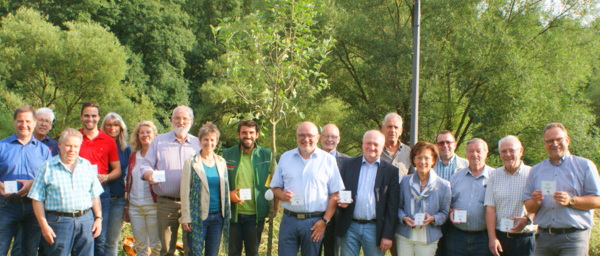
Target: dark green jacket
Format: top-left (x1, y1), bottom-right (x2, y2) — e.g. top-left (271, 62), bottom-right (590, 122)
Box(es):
top-left (223, 143), bottom-right (274, 223)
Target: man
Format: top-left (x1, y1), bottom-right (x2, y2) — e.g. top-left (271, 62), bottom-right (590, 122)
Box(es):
top-left (485, 136), bottom-right (535, 256)
top-left (447, 138), bottom-right (494, 256)
top-left (270, 121), bottom-right (345, 256)
top-left (336, 130), bottom-right (399, 256)
top-left (434, 130), bottom-right (468, 181)
top-left (319, 123), bottom-right (349, 256)
top-left (380, 113), bottom-right (411, 176)
top-left (78, 102), bottom-right (121, 256)
top-left (34, 107), bottom-right (59, 156)
top-left (141, 106), bottom-right (201, 256)
top-left (28, 128), bottom-right (104, 255)
top-left (224, 120), bottom-right (276, 256)
top-left (0, 105), bottom-right (52, 255)
top-left (523, 123), bottom-right (600, 255)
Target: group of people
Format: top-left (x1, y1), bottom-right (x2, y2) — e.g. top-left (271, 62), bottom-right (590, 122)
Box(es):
top-left (0, 104), bottom-right (598, 256)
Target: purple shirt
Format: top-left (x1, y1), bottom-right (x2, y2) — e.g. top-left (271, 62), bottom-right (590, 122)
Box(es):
top-left (140, 131), bottom-right (200, 198)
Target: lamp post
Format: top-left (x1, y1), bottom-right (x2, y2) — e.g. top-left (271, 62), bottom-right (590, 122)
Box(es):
top-left (410, 0), bottom-right (421, 146)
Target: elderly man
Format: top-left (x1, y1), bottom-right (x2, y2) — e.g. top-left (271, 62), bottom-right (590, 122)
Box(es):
top-left (270, 121), bottom-right (345, 256)
top-left (447, 138), bottom-right (494, 256)
top-left (141, 106), bottom-right (201, 256)
top-left (485, 136), bottom-right (534, 256)
top-left (29, 128), bottom-right (104, 255)
top-left (0, 105), bottom-right (52, 255)
top-left (336, 130), bottom-right (399, 256)
top-left (319, 123), bottom-right (349, 256)
top-left (78, 102), bottom-right (121, 255)
top-left (224, 120), bottom-right (276, 256)
top-left (434, 130), bottom-right (468, 181)
top-left (524, 123), bottom-right (600, 256)
top-left (33, 107), bottom-right (59, 156)
top-left (380, 113), bottom-right (411, 176)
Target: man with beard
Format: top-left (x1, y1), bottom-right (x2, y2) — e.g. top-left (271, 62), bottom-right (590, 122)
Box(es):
top-left (319, 123), bottom-right (349, 256)
top-left (270, 122), bottom-right (345, 256)
top-left (78, 102), bottom-right (121, 256)
top-left (223, 120), bottom-right (276, 256)
top-left (141, 106), bottom-right (201, 256)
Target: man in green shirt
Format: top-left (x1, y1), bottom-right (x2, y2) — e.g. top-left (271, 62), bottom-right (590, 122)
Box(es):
top-left (223, 120), bottom-right (276, 256)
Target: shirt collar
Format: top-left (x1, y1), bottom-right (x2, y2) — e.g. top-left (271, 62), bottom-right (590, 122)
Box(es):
top-left (293, 147), bottom-right (320, 159)
top-left (437, 154), bottom-right (457, 167)
top-left (8, 133), bottom-right (39, 145)
top-left (362, 156), bottom-right (380, 166)
top-left (168, 131), bottom-right (190, 143)
top-left (549, 153), bottom-right (569, 167)
top-left (466, 165), bottom-right (490, 179)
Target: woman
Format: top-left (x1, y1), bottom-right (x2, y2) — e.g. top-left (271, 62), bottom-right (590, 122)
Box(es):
top-left (125, 121), bottom-right (160, 255)
top-left (181, 121), bottom-right (230, 256)
top-left (101, 112), bottom-right (132, 255)
top-left (396, 141), bottom-right (451, 256)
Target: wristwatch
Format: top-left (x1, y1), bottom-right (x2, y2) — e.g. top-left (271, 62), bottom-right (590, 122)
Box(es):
top-left (569, 196), bottom-right (576, 207)
top-left (321, 217), bottom-right (330, 225)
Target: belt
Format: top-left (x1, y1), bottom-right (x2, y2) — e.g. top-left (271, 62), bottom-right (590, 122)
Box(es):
top-left (457, 229), bottom-right (486, 234)
top-left (353, 219), bottom-right (377, 224)
top-left (8, 197), bottom-right (31, 203)
top-left (159, 196), bottom-right (181, 201)
top-left (495, 230), bottom-right (534, 238)
top-left (110, 196), bottom-right (124, 199)
top-left (283, 209), bottom-right (325, 220)
top-left (47, 208), bottom-right (91, 218)
top-left (540, 227), bottom-right (584, 235)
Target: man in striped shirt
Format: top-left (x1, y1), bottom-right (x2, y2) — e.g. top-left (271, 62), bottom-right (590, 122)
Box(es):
top-left (29, 128), bottom-right (104, 255)
top-left (434, 130), bottom-right (468, 181)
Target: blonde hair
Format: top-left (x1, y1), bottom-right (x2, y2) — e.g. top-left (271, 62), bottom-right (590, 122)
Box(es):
top-left (130, 121), bottom-right (158, 151)
top-left (101, 112), bottom-right (128, 151)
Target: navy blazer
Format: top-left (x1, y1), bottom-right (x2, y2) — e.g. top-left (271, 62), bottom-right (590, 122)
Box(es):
top-left (335, 156), bottom-right (400, 245)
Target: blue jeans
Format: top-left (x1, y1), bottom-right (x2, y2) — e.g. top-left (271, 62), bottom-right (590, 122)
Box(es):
top-left (105, 197), bottom-right (125, 256)
top-left (94, 188), bottom-right (111, 256)
top-left (340, 222), bottom-right (384, 256)
top-left (40, 210), bottom-right (95, 256)
top-left (495, 230), bottom-right (534, 256)
top-left (278, 214), bottom-right (323, 256)
top-left (533, 229), bottom-right (589, 256)
top-left (229, 214), bottom-right (265, 256)
top-left (0, 197), bottom-right (40, 256)
top-left (446, 227), bottom-right (492, 256)
top-left (188, 212), bottom-right (224, 256)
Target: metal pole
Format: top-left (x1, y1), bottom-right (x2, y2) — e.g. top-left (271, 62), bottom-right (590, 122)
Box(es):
top-left (410, 0), bottom-right (421, 146)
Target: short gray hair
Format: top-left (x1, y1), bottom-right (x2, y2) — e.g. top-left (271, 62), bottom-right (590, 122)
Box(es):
top-left (172, 105), bottom-right (194, 120)
top-left (498, 135), bottom-right (522, 150)
top-left (36, 107), bottom-right (55, 122)
top-left (382, 112), bottom-right (403, 127)
top-left (466, 138), bottom-right (488, 152)
top-left (59, 128), bottom-right (83, 144)
top-left (543, 122), bottom-right (568, 136)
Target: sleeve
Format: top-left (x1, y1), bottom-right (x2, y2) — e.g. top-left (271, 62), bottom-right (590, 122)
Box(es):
top-left (484, 171), bottom-right (495, 207)
top-left (434, 181), bottom-right (451, 226)
top-left (522, 166), bottom-right (537, 202)
top-left (140, 139), bottom-right (159, 176)
top-left (397, 175), bottom-right (408, 223)
top-left (328, 157), bottom-right (345, 194)
top-left (91, 173), bottom-right (104, 198)
top-left (269, 155), bottom-right (285, 188)
top-left (583, 159), bottom-right (600, 196)
top-left (180, 158), bottom-right (193, 224)
top-left (28, 163), bottom-right (48, 201)
top-left (383, 165), bottom-right (399, 240)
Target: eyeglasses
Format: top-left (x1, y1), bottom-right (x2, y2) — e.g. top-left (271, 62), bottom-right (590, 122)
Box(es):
top-left (297, 133), bottom-right (318, 139)
top-left (322, 135), bottom-right (339, 139)
top-left (500, 148), bottom-right (520, 154)
top-left (436, 141), bottom-right (454, 145)
top-left (544, 137), bottom-right (565, 145)
top-left (105, 123), bottom-right (120, 127)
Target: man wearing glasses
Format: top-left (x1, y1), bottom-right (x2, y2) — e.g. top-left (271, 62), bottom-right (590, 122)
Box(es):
top-left (434, 130), bottom-right (468, 182)
top-left (270, 121), bottom-right (345, 256)
top-left (523, 123), bottom-right (600, 255)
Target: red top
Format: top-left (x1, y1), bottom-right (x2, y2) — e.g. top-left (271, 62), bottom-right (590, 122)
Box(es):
top-left (79, 129), bottom-right (119, 175)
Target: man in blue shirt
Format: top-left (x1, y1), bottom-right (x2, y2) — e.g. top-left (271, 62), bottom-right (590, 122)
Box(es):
top-left (0, 105), bottom-right (52, 255)
top-left (33, 107), bottom-right (59, 156)
top-left (524, 123), bottom-right (600, 255)
top-left (270, 121), bottom-right (345, 256)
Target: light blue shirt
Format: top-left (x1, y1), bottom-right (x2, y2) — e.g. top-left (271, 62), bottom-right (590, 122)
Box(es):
top-left (434, 155), bottom-right (469, 181)
top-left (523, 153), bottom-right (600, 229)
top-left (270, 147), bottom-right (345, 213)
top-left (353, 158), bottom-right (379, 220)
top-left (450, 165), bottom-right (494, 231)
top-left (29, 156), bottom-right (104, 212)
top-left (0, 134), bottom-right (51, 182)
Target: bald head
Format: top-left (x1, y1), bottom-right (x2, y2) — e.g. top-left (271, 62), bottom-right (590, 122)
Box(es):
top-left (363, 130), bottom-right (385, 163)
top-left (321, 124), bottom-right (341, 153)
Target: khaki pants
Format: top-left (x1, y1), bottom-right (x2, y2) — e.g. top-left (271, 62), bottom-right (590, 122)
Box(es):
top-left (157, 197), bottom-right (184, 256)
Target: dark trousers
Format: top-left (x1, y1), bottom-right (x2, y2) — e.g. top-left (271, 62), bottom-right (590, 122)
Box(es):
top-left (229, 214), bottom-right (265, 256)
top-left (320, 217), bottom-right (337, 256)
top-left (495, 230), bottom-right (534, 256)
